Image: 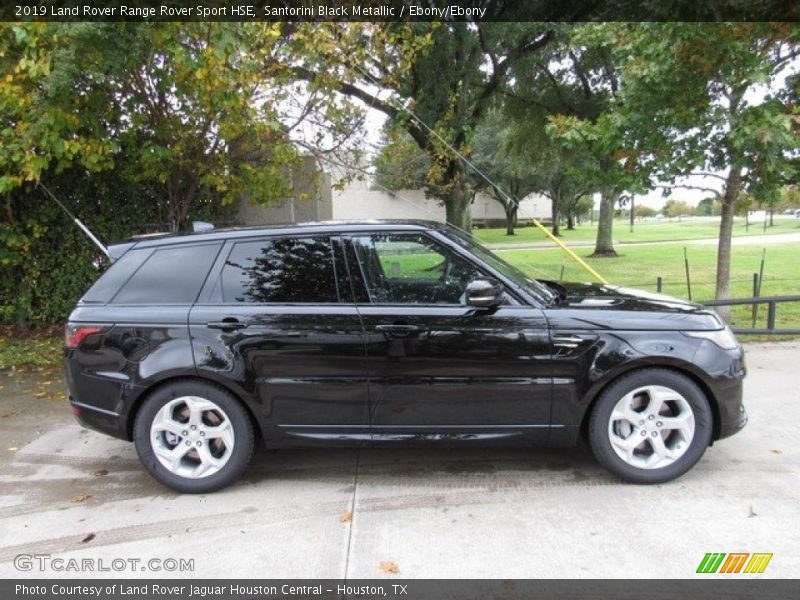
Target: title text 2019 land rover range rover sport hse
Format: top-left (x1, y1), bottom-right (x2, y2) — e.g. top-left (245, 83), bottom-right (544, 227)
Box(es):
top-left (64, 221), bottom-right (746, 492)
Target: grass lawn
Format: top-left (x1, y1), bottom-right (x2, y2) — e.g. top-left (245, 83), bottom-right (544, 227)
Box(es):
top-left (475, 216), bottom-right (800, 246)
top-left (0, 329), bottom-right (62, 371)
top-left (496, 242), bottom-right (800, 332)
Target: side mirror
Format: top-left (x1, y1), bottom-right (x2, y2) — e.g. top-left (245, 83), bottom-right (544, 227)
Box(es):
top-left (464, 277), bottom-right (504, 309)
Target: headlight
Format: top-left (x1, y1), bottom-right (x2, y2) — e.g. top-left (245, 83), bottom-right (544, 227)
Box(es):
top-left (683, 325), bottom-right (739, 350)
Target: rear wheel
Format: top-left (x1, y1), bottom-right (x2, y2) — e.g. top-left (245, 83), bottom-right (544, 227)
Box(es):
top-left (588, 369), bottom-right (713, 484)
top-left (134, 380), bottom-right (254, 493)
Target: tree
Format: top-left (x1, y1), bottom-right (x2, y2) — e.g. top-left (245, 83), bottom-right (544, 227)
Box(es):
top-left (1, 23), bottom-right (364, 231)
top-left (373, 123), bottom-right (430, 192)
top-left (295, 19), bottom-right (555, 230)
top-left (662, 199), bottom-right (694, 219)
top-left (634, 204), bottom-right (658, 218)
top-left (470, 110), bottom-right (543, 235)
top-left (373, 110), bottom-right (543, 236)
top-left (696, 197), bottom-right (717, 216)
top-left (613, 23), bottom-right (800, 307)
top-left (508, 25), bottom-right (649, 256)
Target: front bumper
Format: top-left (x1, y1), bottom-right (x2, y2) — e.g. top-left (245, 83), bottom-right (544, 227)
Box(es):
top-left (707, 343), bottom-right (747, 440)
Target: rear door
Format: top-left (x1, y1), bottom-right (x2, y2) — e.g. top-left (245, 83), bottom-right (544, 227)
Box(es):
top-left (344, 231), bottom-right (553, 445)
top-left (189, 234), bottom-right (369, 444)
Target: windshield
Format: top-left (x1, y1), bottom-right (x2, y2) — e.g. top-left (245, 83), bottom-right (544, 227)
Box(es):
top-left (441, 226), bottom-right (557, 306)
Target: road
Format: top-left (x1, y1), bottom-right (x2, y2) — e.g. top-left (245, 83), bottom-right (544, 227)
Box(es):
top-left (0, 342), bottom-right (798, 579)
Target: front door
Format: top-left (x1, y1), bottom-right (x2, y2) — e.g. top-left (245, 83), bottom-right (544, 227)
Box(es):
top-left (189, 235), bottom-right (368, 444)
top-left (344, 232), bottom-right (553, 445)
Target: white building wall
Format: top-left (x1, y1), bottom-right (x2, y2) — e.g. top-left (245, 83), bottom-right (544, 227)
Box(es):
top-left (331, 178), bottom-right (551, 223)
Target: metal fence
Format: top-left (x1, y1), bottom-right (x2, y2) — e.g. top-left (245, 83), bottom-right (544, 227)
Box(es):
top-left (701, 294), bottom-right (800, 335)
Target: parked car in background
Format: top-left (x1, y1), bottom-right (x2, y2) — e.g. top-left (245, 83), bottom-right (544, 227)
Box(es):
top-left (64, 221), bottom-right (747, 492)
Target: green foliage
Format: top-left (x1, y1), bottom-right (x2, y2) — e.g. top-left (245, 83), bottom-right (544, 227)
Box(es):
top-left (0, 167), bottom-right (163, 327)
top-left (661, 199), bottom-right (695, 218)
top-left (634, 205), bottom-right (658, 218)
top-left (373, 124), bottom-right (430, 191)
top-left (337, 20), bottom-right (554, 229)
top-left (614, 23), bottom-right (800, 201)
top-left (695, 198), bottom-right (717, 216)
top-left (0, 22), bottom-right (365, 327)
top-left (0, 329), bottom-right (62, 370)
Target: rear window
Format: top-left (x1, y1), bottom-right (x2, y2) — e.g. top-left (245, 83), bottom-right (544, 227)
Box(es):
top-left (82, 248), bottom-right (153, 303)
top-left (111, 243), bottom-right (221, 304)
top-left (220, 236), bottom-right (339, 303)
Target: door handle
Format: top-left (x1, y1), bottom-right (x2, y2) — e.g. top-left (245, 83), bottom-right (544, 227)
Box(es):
top-left (375, 324), bottom-right (424, 336)
top-left (552, 335), bottom-right (587, 348)
top-left (206, 318), bottom-right (248, 331)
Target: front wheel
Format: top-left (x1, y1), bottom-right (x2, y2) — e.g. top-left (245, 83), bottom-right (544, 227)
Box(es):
top-left (134, 380), bottom-right (254, 493)
top-left (588, 369), bottom-right (713, 484)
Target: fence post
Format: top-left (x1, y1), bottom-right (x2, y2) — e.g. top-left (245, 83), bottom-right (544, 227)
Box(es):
top-left (657, 276), bottom-right (662, 293)
top-left (767, 302), bottom-right (777, 332)
top-left (683, 247), bottom-right (692, 301)
top-left (751, 273), bottom-right (759, 327)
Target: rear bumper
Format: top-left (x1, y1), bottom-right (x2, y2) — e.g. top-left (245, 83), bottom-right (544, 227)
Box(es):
top-left (70, 397), bottom-right (129, 440)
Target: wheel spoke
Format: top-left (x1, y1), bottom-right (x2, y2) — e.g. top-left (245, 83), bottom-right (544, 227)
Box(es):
top-left (193, 443), bottom-right (223, 477)
top-left (203, 423), bottom-right (234, 448)
top-left (154, 441), bottom-right (191, 471)
top-left (648, 434), bottom-right (676, 467)
top-left (659, 412), bottom-right (693, 436)
top-left (644, 387), bottom-right (666, 417)
top-left (611, 402), bottom-right (642, 426)
top-left (152, 416), bottom-right (184, 437)
top-left (185, 397), bottom-right (214, 427)
top-left (610, 432), bottom-right (643, 460)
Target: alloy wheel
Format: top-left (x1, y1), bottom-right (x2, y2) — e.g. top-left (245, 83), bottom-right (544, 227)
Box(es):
top-left (150, 396), bottom-right (235, 478)
top-left (607, 385), bottom-right (695, 469)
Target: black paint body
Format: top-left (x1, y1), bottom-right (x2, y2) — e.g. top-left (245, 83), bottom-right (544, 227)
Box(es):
top-left (65, 221), bottom-right (747, 449)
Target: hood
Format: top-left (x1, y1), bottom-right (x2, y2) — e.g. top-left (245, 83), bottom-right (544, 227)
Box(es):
top-left (542, 281), bottom-right (723, 331)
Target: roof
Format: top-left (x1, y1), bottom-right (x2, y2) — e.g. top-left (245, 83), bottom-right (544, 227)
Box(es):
top-left (108, 220), bottom-right (450, 257)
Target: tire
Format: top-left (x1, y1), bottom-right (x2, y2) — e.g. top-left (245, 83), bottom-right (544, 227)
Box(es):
top-left (588, 368), bottom-right (713, 484)
top-left (134, 380), bottom-right (255, 493)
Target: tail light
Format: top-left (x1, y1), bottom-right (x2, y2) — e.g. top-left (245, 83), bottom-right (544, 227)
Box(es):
top-left (65, 324), bottom-right (107, 349)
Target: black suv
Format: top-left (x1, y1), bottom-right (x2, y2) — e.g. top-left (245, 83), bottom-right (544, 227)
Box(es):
top-left (65, 221), bottom-right (746, 492)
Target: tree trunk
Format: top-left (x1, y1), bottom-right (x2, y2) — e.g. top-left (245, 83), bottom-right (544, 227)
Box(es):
top-left (567, 213), bottom-right (575, 230)
top-left (444, 172), bottom-right (472, 231)
top-left (551, 195), bottom-right (560, 237)
top-left (504, 203), bottom-right (518, 235)
top-left (592, 188), bottom-right (619, 257)
top-left (715, 168), bottom-right (742, 323)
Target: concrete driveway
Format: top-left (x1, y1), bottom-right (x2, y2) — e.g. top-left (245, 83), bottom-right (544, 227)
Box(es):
top-left (0, 342), bottom-right (798, 579)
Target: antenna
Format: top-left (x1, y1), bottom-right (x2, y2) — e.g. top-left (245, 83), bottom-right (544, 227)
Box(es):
top-left (37, 182), bottom-right (111, 261)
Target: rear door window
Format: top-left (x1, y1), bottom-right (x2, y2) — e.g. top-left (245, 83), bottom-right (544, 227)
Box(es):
top-left (111, 243), bottom-right (221, 304)
top-left (219, 236), bottom-right (340, 303)
top-left (82, 247), bottom-right (153, 303)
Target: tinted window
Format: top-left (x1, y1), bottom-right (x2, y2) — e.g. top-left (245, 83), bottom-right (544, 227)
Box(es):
top-left (82, 248), bottom-right (153, 303)
top-left (350, 234), bottom-right (485, 305)
top-left (221, 236), bottom-right (339, 303)
top-left (112, 244), bottom-right (221, 304)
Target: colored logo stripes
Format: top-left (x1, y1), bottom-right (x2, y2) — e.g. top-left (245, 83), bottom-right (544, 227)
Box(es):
top-left (697, 553), bottom-right (773, 574)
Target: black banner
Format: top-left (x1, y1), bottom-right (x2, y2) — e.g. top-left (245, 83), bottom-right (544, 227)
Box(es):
top-left (3, 580), bottom-right (800, 600)
top-left (2, 0), bottom-right (800, 23)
